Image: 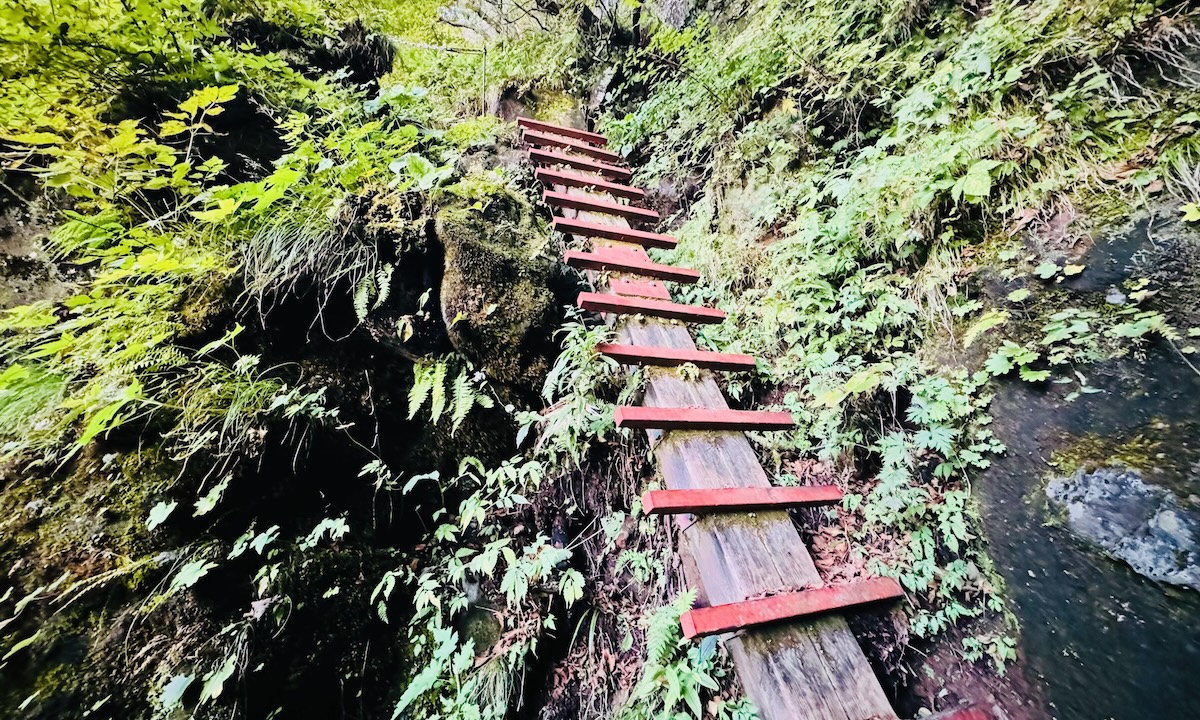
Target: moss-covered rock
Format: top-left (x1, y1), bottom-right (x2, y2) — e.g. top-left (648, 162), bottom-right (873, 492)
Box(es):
top-left (436, 189), bottom-right (559, 399)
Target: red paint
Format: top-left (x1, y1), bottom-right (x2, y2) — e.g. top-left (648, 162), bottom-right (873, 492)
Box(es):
top-left (527, 148), bottom-right (631, 181)
top-left (642, 485), bottom-right (843, 515)
top-left (517, 117), bottom-right (607, 146)
top-left (578, 292), bottom-right (725, 324)
top-left (543, 190), bottom-right (659, 223)
top-left (610, 278), bottom-right (671, 299)
top-left (563, 250), bottom-right (700, 283)
top-left (523, 129), bottom-right (621, 162)
top-left (613, 406), bottom-right (794, 430)
top-left (932, 707), bottom-right (992, 720)
top-left (680, 578), bottom-right (904, 639)
top-left (553, 217), bottom-right (676, 248)
top-left (535, 168), bottom-right (646, 201)
top-left (596, 343), bottom-right (755, 370)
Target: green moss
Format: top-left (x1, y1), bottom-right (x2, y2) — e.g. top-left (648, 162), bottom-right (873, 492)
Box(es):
top-left (1049, 431), bottom-right (1163, 475)
top-left (435, 192), bottom-right (557, 396)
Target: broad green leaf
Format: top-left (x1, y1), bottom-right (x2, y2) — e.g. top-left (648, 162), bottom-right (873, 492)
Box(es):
top-left (146, 501), bottom-right (177, 531)
top-left (168, 560), bottom-right (217, 595)
top-left (159, 675), bottom-right (194, 710)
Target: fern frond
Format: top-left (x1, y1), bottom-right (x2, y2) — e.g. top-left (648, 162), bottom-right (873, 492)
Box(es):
top-left (353, 274), bottom-right (373, 321)
top-left (429, 360), bottom-right (448, 422)
top-left (373, 265), bottom-right (393, 310)
top-left (408, 363), bottom-right (434, 419)
top-left (450, 370), bottom-right (474, 435)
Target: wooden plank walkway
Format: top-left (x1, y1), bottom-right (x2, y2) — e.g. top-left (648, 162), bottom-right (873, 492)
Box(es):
top-left (520, 116), bottom-right (901, 720)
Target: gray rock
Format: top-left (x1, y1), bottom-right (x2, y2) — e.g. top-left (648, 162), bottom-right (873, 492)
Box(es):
top-left (1046, 466), bottom-right (1200, 590)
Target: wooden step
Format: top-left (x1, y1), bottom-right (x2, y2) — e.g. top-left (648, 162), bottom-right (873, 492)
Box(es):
top-left (535, 168), bottom-right (646, 201)
top-left (614, 406), bottom-right (793, 430)
top-left (528, 148), bottom-right (632, 181)
top-left (597, 343), bottom-right (756, 370)
top-left (563, 249), bottom-right (700, 284)
top-left (553, 217), bottom-right (676, 249)
top-left (680, 578), bottom-right (904, 639)
top-left (543, 190), bottom-right (659, 223)
top-left (642, 485), bottom-right (843, 515)
top-left (578, 292), bottom-right (725, 324)
top-left (610, 279), bottom-right (671, 300)
top-left (517, 117), bottom-right (607, 146)
top-left (523, 129), bottom-right (622, 163)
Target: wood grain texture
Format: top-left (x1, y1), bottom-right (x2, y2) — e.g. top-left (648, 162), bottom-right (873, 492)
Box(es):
top-left (547, 166), bottom-right (898, 720)
top-left (522, 128), bottom-right (622, 162)
top-left (527, 148), bottom-right (631, 180)
top-left (535, 168), bottom-right (645, 200)
top-left (517, 117), bottom-right (608, 145)
top-left (680, 578), bottom-right (904, 638)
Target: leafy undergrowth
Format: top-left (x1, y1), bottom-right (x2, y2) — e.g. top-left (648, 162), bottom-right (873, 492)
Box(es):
top-left (594, 0), bottom-right (1200, 688)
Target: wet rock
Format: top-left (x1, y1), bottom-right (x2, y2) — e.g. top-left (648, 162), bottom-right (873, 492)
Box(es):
top-left (435, 191), bottom-right (560, 398)
top-left (1046, 466), bottom-right (1200, 590)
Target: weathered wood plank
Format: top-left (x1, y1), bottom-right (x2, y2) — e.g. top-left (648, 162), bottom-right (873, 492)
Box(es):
top-left (614, 406), bottom-right (794, 430)
top-left (642, 485), bottom-right (843, 515)
top-left (577, 292), bottom-right (726, 324)
top-left (527, 148), bottom-right (631, 180)
top-left (563, 249), bottom-right (699, 283)
top-left (517, 117), bottom-right (608, 146)
top-left (610, 278), bottom-right (672, 299)
top-left (553, 217), bottom-right (677, 248)
top-left (598, 342), bottom-right (756, 370)
top-left (523, 128), bottom-right (623, 162)
top-left (543, 189), bottom-right (659, 223)
top-left (535, 168), bottom-right (646, 200)
top-left (546, 169), bottom-right (898, 720)
top-left (680, 579), bottom-right (904, 638)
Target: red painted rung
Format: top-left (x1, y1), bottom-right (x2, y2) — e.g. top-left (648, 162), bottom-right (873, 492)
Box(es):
top-left (563, 250), bottom-right (700, 284)
top-left (527, 148), bottom-right (632, 181)
top-left (597, 343), bottom-right (755, 370)
top-left (578, 292), bottom-right (725, 324)
top-left (517, 117), bottom-right (607, 146)
top-left (535, 168), bottom-right (646, 201)
top-left (680, 577), bottom-right (904, 639)
top-left (543, 190), bottom-right (659, 223)
top-left (523, 129), bottom-right (621, 163)
top-left (553, 218), bottom-right (676, 249)
top-left (611, 278), bottom-right (670, 300)
top-left (642, 485), bottom-right (843, 515)
top-left (930, 707), bottom-right (992, 720)
top-left (614, 406), bottom-right (793, 430)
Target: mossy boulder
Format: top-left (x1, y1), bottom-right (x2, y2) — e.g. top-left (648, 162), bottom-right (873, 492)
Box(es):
top-left (436, 191), bottom-right (559, 399)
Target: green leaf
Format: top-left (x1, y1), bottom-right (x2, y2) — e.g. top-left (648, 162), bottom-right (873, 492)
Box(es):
top-left (200, 654), bottom-right (237, 703)
top-left (146, 501), bottom-right (177, 531)
top-left (1182, 203), bottom-right (1200, 222)
top-left (168, 560), bottom-right (217, 595)
top-left (962, 309), bottom-right (1009, 347)
top-left (194, 476), bottom-right (230, 516)
top-left (1006, 288), bottom-right (1031, 302)
top-left (1034, 261), bottom-right (1060, 279)
top-left (159, 674), bottom-right (194, 711)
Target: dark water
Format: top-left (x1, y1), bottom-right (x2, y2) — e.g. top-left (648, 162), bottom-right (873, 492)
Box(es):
top-left (976, 206), bottom-right (1200, 720)
top-left (977, 350), bottom-right (1200, 720)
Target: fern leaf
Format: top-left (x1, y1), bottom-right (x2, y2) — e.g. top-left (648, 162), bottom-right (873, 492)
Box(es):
top-left (372, 265), bottom-right (393, 310)
top-left (353, 274), bottom-right (373, 322)
top-left (429, 361), bottom-right (448, 423)
top-left (407, 363), bottom-right (433, 419)
top-left (450, 370), bottom-right (474, 435)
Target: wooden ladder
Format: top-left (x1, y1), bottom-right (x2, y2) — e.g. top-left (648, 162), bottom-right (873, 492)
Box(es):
top-left (520, 116), bottom-right (903, 720)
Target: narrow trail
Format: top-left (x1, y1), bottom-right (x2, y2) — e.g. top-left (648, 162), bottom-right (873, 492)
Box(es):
top-left (518, 116), bottom-right (925, 720)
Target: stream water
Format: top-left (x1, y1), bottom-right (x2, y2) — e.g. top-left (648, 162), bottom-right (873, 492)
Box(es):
top-left (975, 212), bottom-right (1200, 720)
